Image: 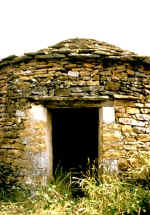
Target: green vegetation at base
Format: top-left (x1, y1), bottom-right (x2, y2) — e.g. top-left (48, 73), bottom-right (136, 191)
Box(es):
top-left (0, 153), bottom-right (150, 215)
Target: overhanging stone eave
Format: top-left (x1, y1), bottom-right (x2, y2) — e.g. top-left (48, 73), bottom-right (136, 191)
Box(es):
top-left (1, 53), bottom-right (150, 70)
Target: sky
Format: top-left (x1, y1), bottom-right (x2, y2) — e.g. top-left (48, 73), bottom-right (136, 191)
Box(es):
top-left (0, 0), bottom-right (150, 59)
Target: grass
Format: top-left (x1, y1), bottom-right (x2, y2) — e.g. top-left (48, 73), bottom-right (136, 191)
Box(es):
top-left (1, 153), bottom-right (150, 214)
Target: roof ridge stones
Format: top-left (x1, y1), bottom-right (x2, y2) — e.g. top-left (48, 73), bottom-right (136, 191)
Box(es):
top-left (0, 38), bottom-right (150, 69)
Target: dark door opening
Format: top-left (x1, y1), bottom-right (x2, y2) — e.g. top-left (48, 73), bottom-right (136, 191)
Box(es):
top-left (51, 108), bottom-right (98, 175)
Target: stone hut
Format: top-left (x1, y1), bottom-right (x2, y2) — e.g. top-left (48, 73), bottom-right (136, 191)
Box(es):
top-left (1, 38), bottom-right (150, 184)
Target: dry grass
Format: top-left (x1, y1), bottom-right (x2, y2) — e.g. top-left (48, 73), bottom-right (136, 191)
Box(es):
top-left (1, 153), bottom-right (150, 214)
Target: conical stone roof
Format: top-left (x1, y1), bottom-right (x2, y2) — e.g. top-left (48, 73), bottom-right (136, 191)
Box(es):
top-left (0, 38), bottom-right (150, 69)
top-left (42, 38), bottom-right (137, 58)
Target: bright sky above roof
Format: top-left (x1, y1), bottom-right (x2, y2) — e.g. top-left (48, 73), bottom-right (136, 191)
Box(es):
top-left (0, 0), bottom-right (150, 59)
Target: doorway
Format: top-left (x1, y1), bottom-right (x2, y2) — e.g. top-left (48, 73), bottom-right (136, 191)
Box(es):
top-left (51, 108), bottom-right (99, 175)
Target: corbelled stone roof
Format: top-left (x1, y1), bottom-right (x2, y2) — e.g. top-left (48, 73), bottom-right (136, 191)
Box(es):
top-left (45, 38), bottom-right (137, 57)
top-left (0, 38), bottom-right (150, 69)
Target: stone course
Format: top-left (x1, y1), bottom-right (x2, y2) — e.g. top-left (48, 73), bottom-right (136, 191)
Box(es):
top-left (1, 38), bottom-right (150, 183)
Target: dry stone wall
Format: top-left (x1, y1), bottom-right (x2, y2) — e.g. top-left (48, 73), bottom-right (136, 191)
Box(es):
top-left (0, 38), bottom-right (150, 182)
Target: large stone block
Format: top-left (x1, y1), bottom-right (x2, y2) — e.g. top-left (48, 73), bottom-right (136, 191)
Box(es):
top-left (126, 107), bottom-right (140, 114)
top-left (133, 126), bottom-right (146, 134)
top-left (103, 143), bottom-right (123, 151)
top-left (135, 114), bottom-right (150, 121)
top-left (119, 118), bottom-right (145, 127)
top-left (101, 107), bottom-right (115, 124)
top-left (115, 106), bottom-right (126, 113)
top-left (121, 125), bottom-right (133, 133)
top-left (123, 137), bottom-right (136, 142)
top-left (103, 150), bottom-right (125, 159)
top-left (102, 159), bottom-right (118, 173)
top-left (103, 131), bottom-right (122, 143)
top-left (136, 134), bottom-right (150, 142)
top-left (141, 108), bottom-right (150, 114)
top-left (105, 81), bottom-right (120, 91)
top-left (116, 113), bottom-right (130, 118)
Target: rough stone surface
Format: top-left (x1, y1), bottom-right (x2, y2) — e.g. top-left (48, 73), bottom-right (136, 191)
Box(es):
top-left (1, 38), bottom-right (150, 183)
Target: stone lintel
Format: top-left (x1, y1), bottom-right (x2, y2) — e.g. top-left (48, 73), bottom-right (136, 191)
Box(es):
top-left (29, 96), bottom-right (112, 108)
top-left (29, 95), bottom-right (110, 102)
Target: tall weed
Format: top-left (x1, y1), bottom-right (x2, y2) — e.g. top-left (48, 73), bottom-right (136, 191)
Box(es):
top-left (1, 153), bottom-right (150, 214)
